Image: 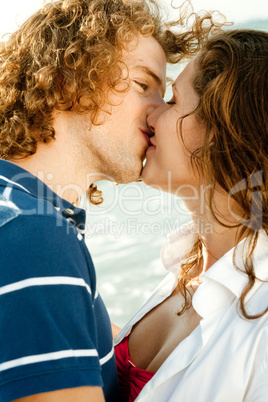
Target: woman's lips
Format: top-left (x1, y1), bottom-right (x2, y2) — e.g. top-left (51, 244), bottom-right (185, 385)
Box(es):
top-left (149, 135), bottom-right (156, 147)
top-left (141, 129), bottom-right (155, 148)
top-left (141, 130), bottom-right (152, 147)
top-left (146, 134), bottom-right (156, 152)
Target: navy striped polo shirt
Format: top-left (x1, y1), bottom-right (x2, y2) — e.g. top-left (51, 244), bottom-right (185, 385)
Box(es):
top-left (0, 159), bottom-right (119, 401)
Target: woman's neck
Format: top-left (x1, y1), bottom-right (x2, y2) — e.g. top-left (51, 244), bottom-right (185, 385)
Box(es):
top-left (186, 190), bottom-right (245, 273)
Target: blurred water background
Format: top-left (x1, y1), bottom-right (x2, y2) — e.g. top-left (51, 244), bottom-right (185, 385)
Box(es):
top-left (84, 182), bottom-right (190, 327)
top-left (85, 19), bottom-right (268, 328)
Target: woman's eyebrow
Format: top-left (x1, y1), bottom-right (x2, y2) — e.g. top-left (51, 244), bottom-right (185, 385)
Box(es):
top-left (133, 65), bottom-right (166, 97)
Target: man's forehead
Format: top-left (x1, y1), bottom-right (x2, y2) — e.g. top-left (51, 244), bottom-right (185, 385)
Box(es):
top-left (119, 34), bottom-right (166, 94)
top-left (121, 36), bottom-right (166, 69)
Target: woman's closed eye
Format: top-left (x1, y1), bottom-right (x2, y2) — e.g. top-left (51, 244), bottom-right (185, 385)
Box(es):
top-left (166, 98), bottom-right (175, 105)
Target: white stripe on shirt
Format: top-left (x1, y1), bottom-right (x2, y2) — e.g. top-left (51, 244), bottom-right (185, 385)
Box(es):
top-left (0, 176), bottom-right (30, 194)
top-left (0, 276), bottom-right (92, 296)
top-left (0, 349), bottom-right (99, 372)
top-left (99, 347), bottom-right (114, 366)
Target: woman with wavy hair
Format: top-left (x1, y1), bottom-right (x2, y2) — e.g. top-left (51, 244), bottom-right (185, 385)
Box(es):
top-left (114, 29), bottom-right (268, 401)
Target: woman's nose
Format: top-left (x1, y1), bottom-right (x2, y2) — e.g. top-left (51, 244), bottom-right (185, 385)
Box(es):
top-left (146, 103), bottom-right (167, 133)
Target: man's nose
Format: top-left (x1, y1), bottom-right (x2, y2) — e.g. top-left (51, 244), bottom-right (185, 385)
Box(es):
top-left (146, 103), bottom-right (167, 133)
top-left (147, 93), bottom-right (165, 114)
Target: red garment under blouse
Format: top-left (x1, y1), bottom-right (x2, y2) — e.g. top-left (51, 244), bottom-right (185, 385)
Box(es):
top-left (115, 335), bottom-right (155, 402)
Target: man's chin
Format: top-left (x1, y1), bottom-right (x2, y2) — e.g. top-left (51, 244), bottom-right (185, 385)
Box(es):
top-left (119, 174), bottom-right (142, 185)
top-left (104, 158), bottom-right (144, 184)
top-left (122, 161), bottom-right (143, 184)
top-left (114, 170), bottom-right (142, 185)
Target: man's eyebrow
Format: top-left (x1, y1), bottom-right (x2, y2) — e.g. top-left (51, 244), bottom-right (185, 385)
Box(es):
top-left (133, 65), bottom-right (165, 97)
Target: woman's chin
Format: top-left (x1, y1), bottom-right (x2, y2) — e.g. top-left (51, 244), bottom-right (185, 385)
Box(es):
top-left (141, 170), bottom-right (164, 191)
top-left (141, 175), bottom-right (156, 188)
top-left (140, 165), bottom-right (153, 186)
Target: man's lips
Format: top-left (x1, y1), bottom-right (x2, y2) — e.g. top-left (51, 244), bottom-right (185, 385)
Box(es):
top-left (141, 129), bottom-right (154, 148)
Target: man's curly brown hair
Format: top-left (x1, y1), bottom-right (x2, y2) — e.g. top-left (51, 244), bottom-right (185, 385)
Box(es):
top-left (0, 0), bottom-right (222, 161)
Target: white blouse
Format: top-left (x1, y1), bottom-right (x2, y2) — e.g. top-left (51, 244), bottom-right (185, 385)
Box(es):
top-left (114, 222), bottom-right (268, 401)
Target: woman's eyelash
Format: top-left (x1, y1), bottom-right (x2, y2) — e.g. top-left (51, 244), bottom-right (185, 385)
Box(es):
top-left (133, 81), bottom-right (148, 91)
top-left (166, 99), bottom-right (175, 105)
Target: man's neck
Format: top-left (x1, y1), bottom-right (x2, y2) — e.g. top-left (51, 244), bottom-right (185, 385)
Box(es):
top-left (8, 109), bottom-right (104, 203)
top-left (9, 143), bottom-right (99, 204)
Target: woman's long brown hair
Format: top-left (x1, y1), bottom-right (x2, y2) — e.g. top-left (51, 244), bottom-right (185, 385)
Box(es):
top-left (179, 30), bottom-right (268, 319)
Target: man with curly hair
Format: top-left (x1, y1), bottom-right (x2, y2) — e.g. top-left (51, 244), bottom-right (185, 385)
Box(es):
top-left (0, 0), bottom-right (218, 400)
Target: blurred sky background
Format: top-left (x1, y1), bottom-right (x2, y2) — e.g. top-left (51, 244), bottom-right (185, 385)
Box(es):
top-left (1, 0), bottom-right (267, 326)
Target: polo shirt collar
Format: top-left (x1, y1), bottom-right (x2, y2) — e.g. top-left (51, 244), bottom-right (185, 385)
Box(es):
top-left (0, 159), bottom-right (86, 231)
